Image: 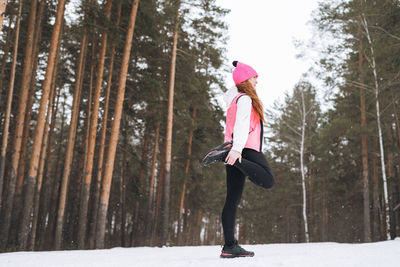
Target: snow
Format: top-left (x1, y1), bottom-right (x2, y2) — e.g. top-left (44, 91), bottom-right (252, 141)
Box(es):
top-left (1, 239), bottom-right (399, 267)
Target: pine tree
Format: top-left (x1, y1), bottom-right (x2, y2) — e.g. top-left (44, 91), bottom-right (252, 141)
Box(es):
top-left (0, 0), bottom-right (231, 251)
top-left (162, 0), bottom-right (180, 246)
top-left (0, 0), bottom-right (21, 213)
top-left (96, 0), bottom-right (140, 249)
top-left (78, 0), bottom-right (113, 249)
top-left (54, 0), bottom-right (94, 250)
top-left (18, 0), bottom-right (67, 250)
top-left (0, 0), bottom-right (37, 249)
top-left (267, 81), bottom-right (321, 242)
top-left (313, 0), bottom-right (400, 241)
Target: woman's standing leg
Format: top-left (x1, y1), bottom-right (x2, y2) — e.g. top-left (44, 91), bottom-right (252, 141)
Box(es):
top-left (221, 164), bottom-right (245, 245)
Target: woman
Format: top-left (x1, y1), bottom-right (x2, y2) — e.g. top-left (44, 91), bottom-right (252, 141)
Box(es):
top-left (201, 61), bottom-right (275, 258)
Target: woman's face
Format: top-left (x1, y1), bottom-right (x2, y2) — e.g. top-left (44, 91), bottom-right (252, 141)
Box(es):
top-left (248, 76), bottom-right (258, 88)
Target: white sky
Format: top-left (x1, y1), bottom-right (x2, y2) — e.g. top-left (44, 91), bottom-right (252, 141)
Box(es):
top-left (216, 0), bottom-right (320, 110)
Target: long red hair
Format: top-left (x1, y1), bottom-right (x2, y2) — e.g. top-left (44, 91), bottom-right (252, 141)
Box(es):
top-left (236, 80), bottom-right (265, 123)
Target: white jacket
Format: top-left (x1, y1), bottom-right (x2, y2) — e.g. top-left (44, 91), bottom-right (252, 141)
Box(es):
top-left (223, 86), bottom-right (252, 153)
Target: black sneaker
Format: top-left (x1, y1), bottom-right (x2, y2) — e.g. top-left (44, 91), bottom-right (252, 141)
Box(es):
top-left (220, 240), bottom-right (255, 258)
top-left (200, 141), bottom-right (232, 166)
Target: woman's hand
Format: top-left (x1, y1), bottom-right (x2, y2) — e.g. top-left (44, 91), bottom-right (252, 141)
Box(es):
top-left (225, 150), bottom-right (242, 165)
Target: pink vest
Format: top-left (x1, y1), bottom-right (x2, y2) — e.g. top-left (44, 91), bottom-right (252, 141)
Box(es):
top-left (224, 93), bottom-right (263, 152)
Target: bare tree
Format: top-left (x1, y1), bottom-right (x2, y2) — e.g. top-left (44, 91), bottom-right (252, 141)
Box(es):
top-left (361, 13), bottom-right (391, 240)
top-left (277, 82), bottom-right (319, 243)
top-left (299, 88), bottom-right (310, 243)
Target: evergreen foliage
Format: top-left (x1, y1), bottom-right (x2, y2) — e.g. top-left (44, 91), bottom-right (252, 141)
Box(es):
top-left (0, 0), bottom-right (399, 252)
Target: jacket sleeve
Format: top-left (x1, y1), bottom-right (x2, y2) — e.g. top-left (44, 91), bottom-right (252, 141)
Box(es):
top-left (232, 95), bottom-right (252, 153)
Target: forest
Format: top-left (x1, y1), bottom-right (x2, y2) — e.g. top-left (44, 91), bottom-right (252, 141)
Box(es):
top-left (0, 0), bottom-right (399, 252)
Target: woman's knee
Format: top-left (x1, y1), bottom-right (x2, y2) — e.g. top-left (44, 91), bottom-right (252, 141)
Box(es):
top-left (260, 174), bottom-right (274, 189)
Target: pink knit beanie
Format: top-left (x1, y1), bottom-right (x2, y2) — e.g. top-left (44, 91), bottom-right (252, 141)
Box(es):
top-left (232, 61), bottom-right (258, 85)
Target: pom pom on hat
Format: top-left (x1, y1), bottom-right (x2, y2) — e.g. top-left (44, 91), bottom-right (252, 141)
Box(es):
top-left (232, 61), bottom-right (258, 85)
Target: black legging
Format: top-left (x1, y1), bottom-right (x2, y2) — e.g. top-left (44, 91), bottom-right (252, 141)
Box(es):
top-left (221, 148), bottom-right (274, 245)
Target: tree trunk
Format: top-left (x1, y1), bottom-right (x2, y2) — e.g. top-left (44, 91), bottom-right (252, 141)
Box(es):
top-left (390, 90), bottom-right (400, 237)
top-left (299, 89), bottom-right (310, 242)
top-left (358, 35), bottom-right (371, 242)
top-left (12, 78), bottom-right (38, 248)
top-left (54, 25), bottom-right (90, 252)
top-left (78, 0), bottom-right (113, 249)
top-left (391, 89), bottom-right (400, 148)
top-left (44, 96), bottom-right (65, 250)
top-left (0, 0), bottom-right (7, 34)
top-left (15, 85), bottom-right (35, 196)
top-left (37, 83), bottom-right (60, 249)
top-left (195, 209), bottom-right (202, 245)
top-left (120, 117), bottom-right (128, 247)
top-left (16, 0), bottom-right (46, 200)
top-left (95, 0), bottom-right (139, 249)
top-left (132, 120), bottom-right (150, 246)
top-left (88, 2), bottom-right (121, 249)
top-left (182, 197), bottom-right (190, 245)
top-left (361, 14), bottom-right (390, 240)
top-left (162, 0), bottom-right (180, 246)
top-left (0, 0), bottom-right (37, 249)
top-left (177, 106), bottom-right (196, 244)
top-left (307, 148), bottom-right (313, 237)
top-left (145, 121), bottom-right (160, 244)
top-left (321, 175), bottom-right (328, 241)
top-left (29, 54), bottom-right (59, 250)
top-left (372, 136), bottom-right (381, 241)
top-left (0, 11), bottom-right (14, 108)
top-left (386, 124), bottom-right (394, 179)
top-left (278, 155), bottom-right (288, 242)
top-left (152, 139), bottom-right (165, 246)
top-left (17, 0), bottom-right (66, 250)
top-left (0, 0), bottom-right (21, 212)
top-left (66, 36), bottom-right (96, 246)
top-left (138, 123), bottom-right (151, 194)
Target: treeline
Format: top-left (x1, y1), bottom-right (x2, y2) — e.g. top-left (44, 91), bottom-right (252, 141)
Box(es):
top-left (235, 0), bottom-right (400, 244)
top-left (1, 0), bottom-right (399, 254)
top-left (0, 0), bottom-right (229, 252)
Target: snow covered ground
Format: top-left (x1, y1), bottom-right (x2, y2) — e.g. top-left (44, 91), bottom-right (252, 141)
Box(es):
top-left (1, 239), bottom-right (399, 267)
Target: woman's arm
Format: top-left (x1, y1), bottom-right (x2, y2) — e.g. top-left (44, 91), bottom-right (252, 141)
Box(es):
top-left (232, 95), bottom-right (252, 153)
top-left (226, 95), bottom-right (252, 165)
